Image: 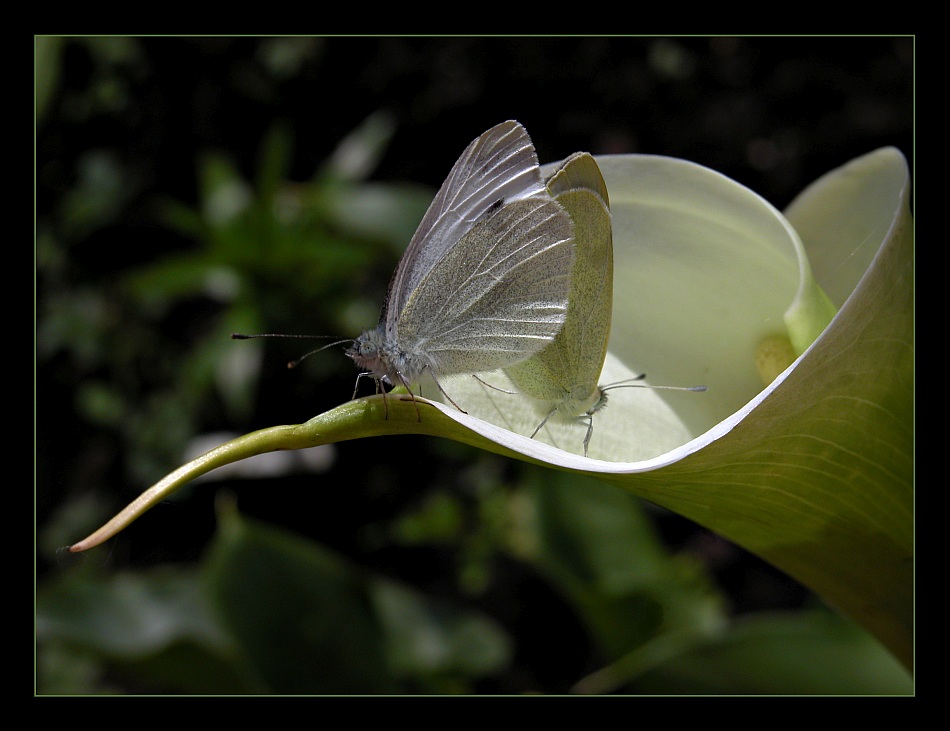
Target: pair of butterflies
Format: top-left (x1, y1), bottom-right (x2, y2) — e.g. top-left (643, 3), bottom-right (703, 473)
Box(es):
top-left (242, 121), bottom-right (701, 456)
top-left (349, 120), bottom-right (697, 457)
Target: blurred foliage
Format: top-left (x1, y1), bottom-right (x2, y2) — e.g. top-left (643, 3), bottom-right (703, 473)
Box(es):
top-left (36, 37), bottom-right (913, 694)
top-left (38, 101), bottom-right (431, 486)
top-left (37, 473), bottom-right (911, 694)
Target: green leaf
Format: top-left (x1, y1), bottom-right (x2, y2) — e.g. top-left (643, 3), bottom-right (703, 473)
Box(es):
top-left (627, 609), bottom-right (914, 695)
top-left (40, 498), bottom-right (513, 694)
top-left (371, 580), bottom-right (511, 684)
top-left (204, 500), bottom-right (396, 694)
top-left (36, 566), bottom-right (252, 694)
top-left (521, 471), bottom-right (725, 665)
top-left (37, 567), bottom-right (227, 658)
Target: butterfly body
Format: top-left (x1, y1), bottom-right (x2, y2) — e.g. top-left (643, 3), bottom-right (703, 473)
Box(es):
top-left (346, 326), bottom-right (431, 388)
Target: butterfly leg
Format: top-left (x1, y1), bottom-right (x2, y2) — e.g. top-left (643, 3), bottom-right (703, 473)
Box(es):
top-left (428, 371), bottom-right (467, 415)
top-left (582, 413), bottom-right (595, 458)
top-left (530, 408), bottom-right (558, 439)
top-left (351, 371), bottom-right (390, 419)
top-left (394, 371), bottom-right (423, 422)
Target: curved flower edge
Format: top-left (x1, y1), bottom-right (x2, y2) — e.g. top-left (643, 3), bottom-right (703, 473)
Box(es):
top-left (71, 150), bottom-right (913, 673)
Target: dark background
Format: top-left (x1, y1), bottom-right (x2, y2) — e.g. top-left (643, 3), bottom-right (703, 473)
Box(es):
top-left (36, 36), bottom-right (914, 693)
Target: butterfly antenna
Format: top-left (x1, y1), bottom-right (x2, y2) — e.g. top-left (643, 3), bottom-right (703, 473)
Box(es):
top-left (231, 333), bottom-right (352, 369)
top-left (602, 373), bottom-right (707, 393)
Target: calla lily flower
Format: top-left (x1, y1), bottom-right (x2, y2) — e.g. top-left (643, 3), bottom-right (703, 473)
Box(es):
top-left (70, 147), bottom-right (913, 672)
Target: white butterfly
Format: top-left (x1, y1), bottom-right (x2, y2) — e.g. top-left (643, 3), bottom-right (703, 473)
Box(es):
top-left (346, 120), bottom-right (576, 410)
top-left (504, 151), bottom-right (706, 456)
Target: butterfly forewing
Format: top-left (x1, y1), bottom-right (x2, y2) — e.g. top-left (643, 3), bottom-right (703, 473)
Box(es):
top-left (384, 120), bottom-right (550, 326)
top-left (397, 196), bottom-right (575, 375)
